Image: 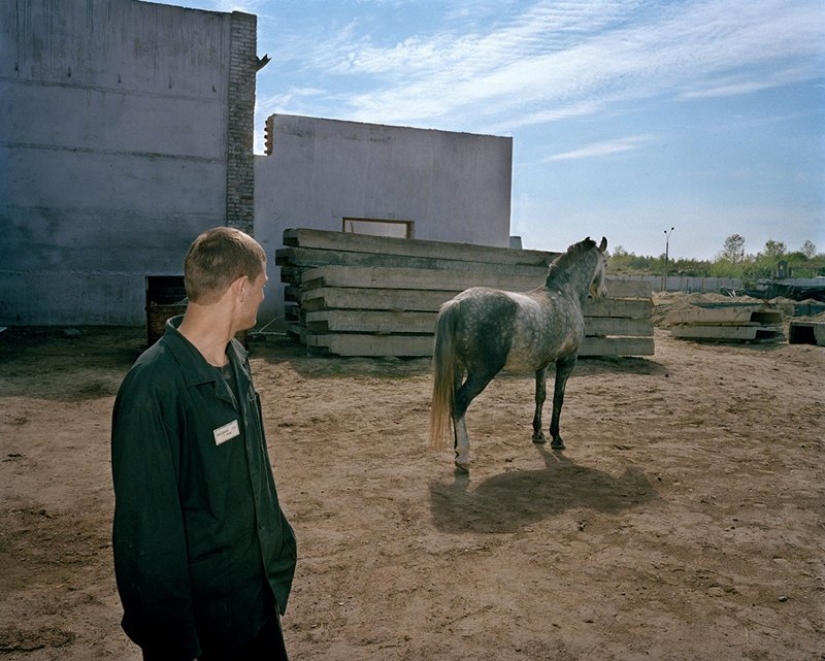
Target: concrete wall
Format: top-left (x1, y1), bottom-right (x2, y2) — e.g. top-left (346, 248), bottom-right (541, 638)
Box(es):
top-left (254, 114), bottom-right (513, 325)
top-left (0, 2), bottom-right (513, 329)
top-left (0, 0), bottom-right (258, 325)
top-left (612, 275), bottom-right (744, 294)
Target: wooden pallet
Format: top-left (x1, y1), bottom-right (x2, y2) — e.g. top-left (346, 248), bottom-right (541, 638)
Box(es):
top-left (279, 229), bottom-right (654, 357)
top-left (303, 333), bottom-right (654, 359)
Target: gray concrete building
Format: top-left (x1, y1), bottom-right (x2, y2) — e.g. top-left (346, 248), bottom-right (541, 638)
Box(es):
top-left (1, 0), bottom-right (513, 329)
top-left (1, 0), bottom-right (258, 325)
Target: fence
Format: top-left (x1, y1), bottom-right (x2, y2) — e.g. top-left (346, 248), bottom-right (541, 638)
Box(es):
top-left (613, 275), bottom-right (744, 294)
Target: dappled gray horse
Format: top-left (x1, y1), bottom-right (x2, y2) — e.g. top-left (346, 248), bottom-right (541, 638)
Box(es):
top-left (429, 236), bottom-right (608, 472)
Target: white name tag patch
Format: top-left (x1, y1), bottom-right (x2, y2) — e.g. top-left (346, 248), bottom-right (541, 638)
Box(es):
top-left (213, 420), bottom-right (240, 446)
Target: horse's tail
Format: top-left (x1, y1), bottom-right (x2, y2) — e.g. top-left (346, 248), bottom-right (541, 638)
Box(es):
top-left (429, 299), bottom-right (459, 450)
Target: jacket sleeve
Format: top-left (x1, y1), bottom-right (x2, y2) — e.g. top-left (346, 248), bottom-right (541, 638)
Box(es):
top-left (111, 388), bottom-right (200, 660)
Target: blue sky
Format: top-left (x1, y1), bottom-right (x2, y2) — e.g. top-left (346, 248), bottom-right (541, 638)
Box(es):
top-left (155, 0), bottom-right (823, 261)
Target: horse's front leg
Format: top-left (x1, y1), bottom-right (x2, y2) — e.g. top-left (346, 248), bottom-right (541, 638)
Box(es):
top-left (549, 354), bottom-right (577, 449)
top-left (532, 366), bottom-right (548, 444)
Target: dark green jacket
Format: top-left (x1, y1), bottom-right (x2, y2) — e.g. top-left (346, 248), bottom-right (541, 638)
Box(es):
top-left (111, 318), bottom-right (296, 659)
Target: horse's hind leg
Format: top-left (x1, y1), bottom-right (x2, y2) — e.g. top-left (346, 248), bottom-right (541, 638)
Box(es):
top-left (453, 369), bottom-right (497, 472)
top-left (549, 354), bottom-right (577, 449)
top-left (532, 366), bottom-right (548, 444)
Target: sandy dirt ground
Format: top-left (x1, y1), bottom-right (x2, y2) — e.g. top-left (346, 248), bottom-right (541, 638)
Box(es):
top-left (1, 294), bottom-right (823, 660)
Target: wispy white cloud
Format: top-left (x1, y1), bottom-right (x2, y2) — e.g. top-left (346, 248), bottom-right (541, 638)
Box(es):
top-left (196, 0), bottom-right (265, 13)
top-left (486, 99), bottom-right (604, 134)
top-left (545, 134), bottom-right (656, 161)
top-left (259, 0), bottom-right (824, 133)
top-left (680, 65), bottom-right (821, 100)
top-left (258, 86), bottom-right (326, 115)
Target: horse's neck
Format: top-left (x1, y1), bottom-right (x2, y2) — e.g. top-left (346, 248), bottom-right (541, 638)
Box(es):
top-left (544, 252), bottom-right (597, 306)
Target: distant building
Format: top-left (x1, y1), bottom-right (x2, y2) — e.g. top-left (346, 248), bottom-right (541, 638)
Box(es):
top-left (254, 114), bottom-right (512, 324)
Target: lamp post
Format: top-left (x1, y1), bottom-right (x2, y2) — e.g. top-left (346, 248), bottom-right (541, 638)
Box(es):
top-left (663, 227), bottom-right (674, 287)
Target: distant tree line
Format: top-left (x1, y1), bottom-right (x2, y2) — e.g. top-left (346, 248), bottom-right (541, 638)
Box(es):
top-left (607, 235), bottom-right (824, 284)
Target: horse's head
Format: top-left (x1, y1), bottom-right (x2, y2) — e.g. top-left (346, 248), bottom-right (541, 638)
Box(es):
top-left (546, 236), bottom-right (609, 301)
top-left (589, 236), bottom-right (608, 299)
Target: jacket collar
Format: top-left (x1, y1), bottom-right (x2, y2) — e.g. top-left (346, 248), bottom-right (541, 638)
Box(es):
top-left (161, 316), bottom-right (249, 389)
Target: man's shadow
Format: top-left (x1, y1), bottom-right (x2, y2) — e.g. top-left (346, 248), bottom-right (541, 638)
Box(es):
top-left (429, 444), bottom-right (657, 534)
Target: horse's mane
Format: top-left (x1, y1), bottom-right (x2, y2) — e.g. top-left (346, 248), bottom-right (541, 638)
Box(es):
top-left (545, 237), bottom-right (597, 283)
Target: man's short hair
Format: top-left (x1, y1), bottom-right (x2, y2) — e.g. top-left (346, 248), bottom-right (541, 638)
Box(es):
top-left (184, 227), bottom-right (266, 304)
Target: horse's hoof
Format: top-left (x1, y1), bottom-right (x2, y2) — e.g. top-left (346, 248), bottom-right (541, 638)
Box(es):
top-left (550, 439), bottom-right (565, 450)
top-left (532, 435), bottom-right (546, 445)
top-left (454, 461), bottom-right (470, 474)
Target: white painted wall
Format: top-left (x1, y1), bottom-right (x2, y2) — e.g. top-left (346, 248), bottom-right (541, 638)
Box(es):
top-left (0, 0), bottom-right (233, 325)
top-left (254, 114), bottom-right (513, 326)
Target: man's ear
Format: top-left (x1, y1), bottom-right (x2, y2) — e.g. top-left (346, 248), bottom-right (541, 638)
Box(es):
top-left (230, 275), bottom-right (248, 302)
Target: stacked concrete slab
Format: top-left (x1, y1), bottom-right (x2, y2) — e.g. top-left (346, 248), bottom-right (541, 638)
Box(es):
top-left (667, 303), bottom-right (785, 342)
top-left (277, 229), bottom-right (654, 357)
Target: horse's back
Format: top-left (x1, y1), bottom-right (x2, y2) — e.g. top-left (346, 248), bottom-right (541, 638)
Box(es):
top-left (508, 303), bottom-right (583, 370)
top-left (492, 288), bottom-right (585, 371)
top-left (447, 286), bottom-right (581, 372)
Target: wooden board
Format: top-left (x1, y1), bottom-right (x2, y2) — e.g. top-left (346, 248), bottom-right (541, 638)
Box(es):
top-left (301, 287), bottom-right (457, 313)
top-left (283, 228), bottom-right (555, 266)
top-left (302, 266), bottom-right (653, 298)
top-left (585, 317), bottom-right (653, 337)
top-left (305, 333), bottom-right (432, 357)
top-left (304, 309), bottom-right (652, 338)
top-left (667, 304), bottom-right (783, 326)
top-left (305, 310), bottom-right (437, 333)
top-left (579, 336), bottom-right (655, 357)
top-left (276, 247), bottom-right (546, 274)
top-left (304, 333), bottom-right (655, 358)
top-left (584, 297), bottom-right (652, 319)
top-left (670, 325), bottom-right (785, 341)
top-left (301, 265), bottom-right (547, 293)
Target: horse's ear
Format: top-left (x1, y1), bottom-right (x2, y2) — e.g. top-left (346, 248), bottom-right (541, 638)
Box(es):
top-left (599, 237), bottom-right (607, 252)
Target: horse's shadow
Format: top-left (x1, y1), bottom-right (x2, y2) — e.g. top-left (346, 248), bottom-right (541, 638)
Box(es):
top-left (428, 445), bottom-right (657, 534)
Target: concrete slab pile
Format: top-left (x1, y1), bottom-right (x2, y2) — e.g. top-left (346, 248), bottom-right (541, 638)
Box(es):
top-left (667, 303), bottom-right (786, 342)
top-left (277, 229), bottom-right (655, 357)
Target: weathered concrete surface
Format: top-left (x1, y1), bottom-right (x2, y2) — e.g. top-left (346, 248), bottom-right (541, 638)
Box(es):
top-left (1, 0), bottom-right (250, 325)
top-left (789, 321), bottom-right (825, 346)
top-left (667, 304), bottom-right (784, 327)
top-left (282, 229), bottom-right (654, 357)
top-left (254, 117), bottom-right (514, 323)
top-left (671, 325), bottom-right (785, 341)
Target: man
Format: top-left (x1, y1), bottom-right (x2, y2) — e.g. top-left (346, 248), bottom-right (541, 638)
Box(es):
top-left (111, 227), bottom-right (297, 661)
